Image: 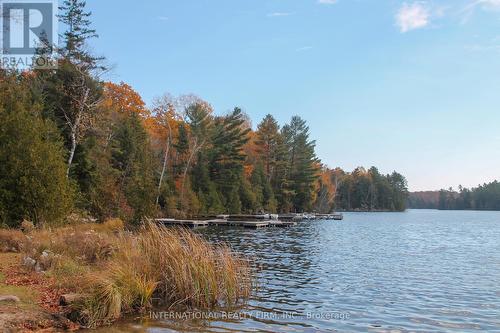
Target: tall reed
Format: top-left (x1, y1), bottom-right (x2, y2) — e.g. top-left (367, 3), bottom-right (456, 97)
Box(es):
top-left (79, 223), bottom-right (252, 327)
top-left (1, 220), bottom-right (253, 328)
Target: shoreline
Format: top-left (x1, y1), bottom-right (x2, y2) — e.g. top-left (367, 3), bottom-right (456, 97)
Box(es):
top-left (0, 220), bottom-right (252, 331)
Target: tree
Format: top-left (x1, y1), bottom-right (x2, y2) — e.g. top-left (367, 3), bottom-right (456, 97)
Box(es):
top-left (389, 171), bottom-right (409, 211)
top-left (250, 162), bottom-right (277, 213)
top-left (58, 0), bottom-right (104, 69)
top-left (209, 108), bottom-right (250, 213)
top-left (39, 61), bottom-right (102, 178)
top-left (111, 113), bottom-right (156, 224)
top-left (180, 102), bottom-right (213, 206)
top-left (0, 73), bottom-right (74, 227)
top-left (314, 167), bottom-right (336, 213)
top-left (334, 167), bottom-right (408, 211)
top-left (151, 96), bottom-right (179, 207)
top-left (280, 116), bottom-right (319, 212)
top-left (255, 114), bottom-right (280, 181)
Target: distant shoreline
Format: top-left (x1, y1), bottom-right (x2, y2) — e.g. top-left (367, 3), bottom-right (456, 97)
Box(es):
top-left (406, 208), bottom-right (500, 212)
top-left (336, 209), bottom-right (405, 213)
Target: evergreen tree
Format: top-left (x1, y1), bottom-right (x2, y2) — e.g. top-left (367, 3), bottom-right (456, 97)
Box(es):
top-left (389, 171), bottom-right (409, 211)
top-left (255, 114), bottom-right (280, 181)
top-left (181, 102), bottom-right (213, 209)
top-left (58, 0), bottom-right (104, 69)
top-left (191, 151), bottom-right (223, 214)
top-left (209, 108), bottom-right (250, 213)
top-left (0, 73), bottom-right (74, 227)
top-left (111, 113), bottom-right (156, 224)
top-left (281, 116), bottom-right (319, 212)
top-left (250, 163), bottom-right (277, 213)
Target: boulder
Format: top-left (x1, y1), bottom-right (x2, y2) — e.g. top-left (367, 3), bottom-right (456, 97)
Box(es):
top-left (23, 256), bottom-right (36, 269)
top-left (59, 294), bottom-right (84, 306)
top-left (0, 295), bottom-right (21, 303)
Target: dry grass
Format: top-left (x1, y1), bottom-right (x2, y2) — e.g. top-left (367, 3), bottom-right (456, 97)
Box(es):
top-left (0, 229), bottom-right (27, 253)
top-left (0, 220), bottom-right (253, 328)
top-left (138, 223), bottom-right (251, 308)
top-left (78, 223), bottom-right (252, 327)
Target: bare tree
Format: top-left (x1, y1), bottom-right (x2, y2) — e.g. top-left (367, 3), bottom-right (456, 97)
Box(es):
top-left (152, 95), bottom-right (177, 207)
top-left (60, 65), bottom-right (102, 177)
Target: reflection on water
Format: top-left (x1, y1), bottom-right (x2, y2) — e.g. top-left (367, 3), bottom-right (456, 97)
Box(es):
top-left (94, 210), bottom-right (500, 332)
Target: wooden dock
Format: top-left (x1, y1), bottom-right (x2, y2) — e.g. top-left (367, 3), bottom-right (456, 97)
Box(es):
top-left (315, 213), bottom-right (344, 220)
top-left (156, 218), bottom-right (209, 228)
top-left (155, 217), bottom-right (297, 229)
top-left (269, 221), bottom-right (297, 228)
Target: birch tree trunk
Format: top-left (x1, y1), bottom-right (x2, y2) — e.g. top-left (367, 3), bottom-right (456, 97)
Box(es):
top-left (180, 137), bottom-right (205, 206)
top-left (67, 129), bottom-right (77, 177)
top-left (156, 120), bottom-right (172, 206)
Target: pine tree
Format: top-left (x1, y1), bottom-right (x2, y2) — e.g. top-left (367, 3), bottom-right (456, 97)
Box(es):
top-left (58, 0), bottom-right (104, 69)
top-left (250, 163), bottom-right (277, 213)
top-left (209, 108), bottom-right (250, 212)
top-left (181, 102), bottom-right (213, 207)
top-left (255, 114), bottom-right (280, 181)
top-left (281, 116), bottom-right (319, 212)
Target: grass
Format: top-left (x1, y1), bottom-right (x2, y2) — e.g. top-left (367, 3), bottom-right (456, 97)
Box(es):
top-left (0, 220), bottom-right (253, 328)
top-left (0, 253), bottom-right (40, 311)
top-left (0, 229), bottom-right (26, 252)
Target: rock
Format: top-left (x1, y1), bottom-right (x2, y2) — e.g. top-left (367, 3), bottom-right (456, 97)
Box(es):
top-left (38, 250), bottom-right (55, 271)
top-left (59, 294), bottom-right (84, 306)
top-left (0, 295), bottom-right (21, 303)
top-left (23, 256), bottom-right (36, 269)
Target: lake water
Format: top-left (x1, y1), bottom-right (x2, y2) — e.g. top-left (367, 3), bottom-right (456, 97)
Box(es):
top-left (100, 210), bottom-right (500, 332)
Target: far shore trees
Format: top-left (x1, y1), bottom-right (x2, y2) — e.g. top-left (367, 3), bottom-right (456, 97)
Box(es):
top-left (438, 181), bottom-right (500, 211)
top-left (333, 167), bottom-right (409, 212)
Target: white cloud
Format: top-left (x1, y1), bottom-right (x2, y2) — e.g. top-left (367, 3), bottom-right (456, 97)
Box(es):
top-left (318, 0), bottom-right (338, 4)
top-left (460, 0), bottom-right (500, 24)
top-left (475, 0), bottom-right (500, 10)
top-left (296, 46), bottom-right (313, 52)
top-left (267, 12), bottom-right (293, 17)
top-left (396, 2), bottom-right (430, 33)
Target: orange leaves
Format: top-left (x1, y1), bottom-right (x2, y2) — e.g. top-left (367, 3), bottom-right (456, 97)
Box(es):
top-left (103, 82), bottom-right (150, 119)
top-left (317, 167), bottom-right (337, 204)
top-left (244, 164), bottom-right (254, 178)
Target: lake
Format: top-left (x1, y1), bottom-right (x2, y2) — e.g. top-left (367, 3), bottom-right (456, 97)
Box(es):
top-left (98, 210), bottom-right (500, 332)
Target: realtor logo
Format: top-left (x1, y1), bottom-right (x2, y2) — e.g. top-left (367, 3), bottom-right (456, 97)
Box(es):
top-left (1, 0), bottom-right (57, 68)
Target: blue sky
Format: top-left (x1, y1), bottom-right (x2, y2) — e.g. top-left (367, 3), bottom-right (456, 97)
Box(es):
top-left (84, 0), bottom-right (500, 191)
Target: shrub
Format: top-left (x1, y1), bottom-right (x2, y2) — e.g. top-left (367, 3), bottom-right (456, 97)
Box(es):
top-left (0, 229), bottom-right (26, 252)
top-left (99, 218), bottom-right (124, 233)
top-left (20, 220), bottom-right (35, 233)
top-left (22, 226), bottom-right (117, 268)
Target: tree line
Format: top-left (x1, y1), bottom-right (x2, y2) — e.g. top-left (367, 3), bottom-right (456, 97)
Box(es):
top-left (327, 167), bottom-right (408, 212)
top-left (407, 191), bottom-right (440, 209)
top-left (0, 0), bottom-right (409, 227)
top-left (438, 182), bottom-right (500, 211)
top-left (407, 181), bottom-right (500, 211)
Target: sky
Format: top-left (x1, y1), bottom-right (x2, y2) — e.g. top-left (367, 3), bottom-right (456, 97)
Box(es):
top-left (82, 0), bottom-right (500, 191)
